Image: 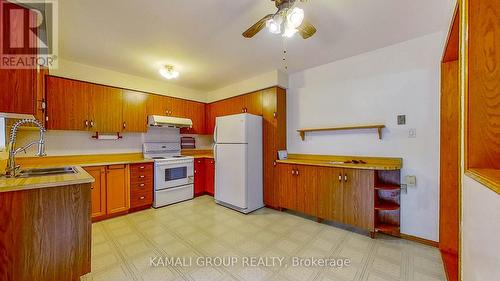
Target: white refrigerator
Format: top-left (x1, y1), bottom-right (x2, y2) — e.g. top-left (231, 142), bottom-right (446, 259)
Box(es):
top-left (213, 113), bottom-right (263, 213)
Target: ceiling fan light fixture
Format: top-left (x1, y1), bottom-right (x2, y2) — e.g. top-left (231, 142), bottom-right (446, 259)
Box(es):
top-left (282, 27), bottom-right (298, 38)
top-left (159, 65), bottom-right (179, 79)
top-left (266, 16), bottom-right (282, 34)
top-left (287, 7), bottom-right (304, 29)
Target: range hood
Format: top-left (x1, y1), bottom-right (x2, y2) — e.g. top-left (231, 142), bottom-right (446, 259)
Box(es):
top-left (148, 115), bottom-right (193, 128)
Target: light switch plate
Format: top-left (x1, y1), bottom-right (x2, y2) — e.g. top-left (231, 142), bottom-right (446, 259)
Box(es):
top-left (409, 128), bottom-right (417, 138)
top-left (397, 115), bottom-right (406, 125)
top-left (405, 176), bottom-right (417, 186)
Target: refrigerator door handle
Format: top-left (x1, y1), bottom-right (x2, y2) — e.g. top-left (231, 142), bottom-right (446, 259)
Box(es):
top-left (213, 143), bottom-right (217, 163)
top-left (213, 124), bottom-right (218, 143)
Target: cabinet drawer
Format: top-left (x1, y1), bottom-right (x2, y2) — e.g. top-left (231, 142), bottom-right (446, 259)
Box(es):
top-left (130, 181), bottom-right (153, 191)
top-left (130, 191), bottom-right (153, 208)
top-left (130, 173), bottom-right (152, 183)
top-left (130, 163), bottom-right (153, 174)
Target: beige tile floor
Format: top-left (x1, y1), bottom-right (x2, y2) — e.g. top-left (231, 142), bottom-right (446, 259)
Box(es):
top-left (81, 196), bottom-right (446, 281)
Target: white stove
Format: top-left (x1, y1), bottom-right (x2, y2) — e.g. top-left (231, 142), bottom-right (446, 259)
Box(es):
top-left (143, 142), bottom-right (194, 208)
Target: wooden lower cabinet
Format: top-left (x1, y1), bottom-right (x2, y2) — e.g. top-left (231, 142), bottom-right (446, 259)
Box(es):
top-left (205, 159), bottom-right (215, 196)
top-left (317, 167), bottom-right (344, 222)
top-left (278, 163), bottom-right (375, 233)
top-left (193, 158), bottom-right (215, 196)
top-left (342, 169), bottom-right (374, 230)
top-left (85, 166), bottom-right (107, 218)
top-left (84, 164), bottom-right (130, 221)
top-left (129, 163), bottom-right (153, 210)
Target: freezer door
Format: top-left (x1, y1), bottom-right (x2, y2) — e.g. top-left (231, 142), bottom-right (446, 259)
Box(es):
top-left (215, 144), bottom-right (247, 208)
top-left (215, 114), bottom-right (247, 143)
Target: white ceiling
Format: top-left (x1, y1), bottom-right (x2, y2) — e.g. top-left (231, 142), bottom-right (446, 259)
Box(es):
top-left (59, 0), bottom-right (453, 92)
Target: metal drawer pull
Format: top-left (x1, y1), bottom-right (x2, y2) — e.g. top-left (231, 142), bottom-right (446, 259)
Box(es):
top-left (139, 175), bottom-right (145, 178)
top-left (139, 196), bottom-right (145, 200)
top-left (338, 174), bottom-right (342, 182)
top-left (344, 174), bottom-right (348, 182)
top-left (139, 166), bottom-right (145, 169)
top-left (139, 183), bottom-right (145, 187)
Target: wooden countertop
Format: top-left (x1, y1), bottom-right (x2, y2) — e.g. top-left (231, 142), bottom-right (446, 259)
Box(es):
top-left (181, 149), bottom-right (214, 159)
top-left (277, 154), bottom-right (402, 170)
top-left (15, 153), bottom-right (154, 168)
top-left (0, 166), bottom-right (94, 193)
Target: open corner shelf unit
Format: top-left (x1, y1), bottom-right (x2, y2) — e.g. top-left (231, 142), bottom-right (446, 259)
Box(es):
top-left (374, 170), bottom-right (401, 237)
top-left (297, 124), bottom-right (385, 141)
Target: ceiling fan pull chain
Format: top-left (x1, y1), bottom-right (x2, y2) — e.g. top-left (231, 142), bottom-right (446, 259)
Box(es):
top-left (282, 38), bottom-right (288, 72)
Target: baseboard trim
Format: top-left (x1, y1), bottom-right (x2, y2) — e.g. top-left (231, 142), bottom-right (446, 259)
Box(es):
top-left (401, 233), bottom-right (439, 247)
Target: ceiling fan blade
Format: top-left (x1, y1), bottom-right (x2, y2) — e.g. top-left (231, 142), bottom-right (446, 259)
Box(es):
top-left (297, 20), bottom-right (317, 39)
top-left (242, 14), bottom-right (273, 38)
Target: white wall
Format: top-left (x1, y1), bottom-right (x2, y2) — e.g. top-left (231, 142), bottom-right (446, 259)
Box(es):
top-left (462, 176), bottom-right (500, 280)
top-left (206, 70), bottom-right (289, 102)
top-left (51, 59), bottom-right (207, 102)
top-left (15, 128), bottom-right (213, 157)
top-left (287, 32), bottom-right (443, 241)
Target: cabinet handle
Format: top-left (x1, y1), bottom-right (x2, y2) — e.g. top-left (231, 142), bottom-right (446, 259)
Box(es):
top-left (123, 122), bottom-right (127, 129)
top-left (344, 174), bottom-right (348, 182)
top-left (139, 196), bottom-right (145, 200)
top-left (84, 120), bottom-right (89, 128)
top-left (139, 183), bottom-right (145, 187)
top-left (273, 161), bottom-right (277, 167)
top-left (90, 120), bottom-right (95, 128)
top-left (139, 175), bottom-right (145, 178)
top-left (139, 166), bottom-right (145, 169)
top-left (338, 174), bottom-right (342, 182)
top-left (296, 169), bottom-right (300, 176)
top-left (91, 185), bottom-right (94, 190)
top-left (291, 170), bottom-right (295, 175)
top-left (273, 112), bottom-right (277, 118)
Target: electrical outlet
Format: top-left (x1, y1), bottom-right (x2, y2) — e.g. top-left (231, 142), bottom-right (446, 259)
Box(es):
top-left (405, 176), bottom-right (417, 187)
top-left (397, 115), bottom-right (406, 125)
top-left (408, 128), bottom-right (417, 138)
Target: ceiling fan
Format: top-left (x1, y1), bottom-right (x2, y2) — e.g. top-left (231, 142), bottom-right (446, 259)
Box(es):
top-left (243, 0), bottom-right (316, 39)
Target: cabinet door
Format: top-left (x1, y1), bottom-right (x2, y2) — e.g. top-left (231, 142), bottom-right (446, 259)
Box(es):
top-left (122, 90), bottom-right (149, 132)
top-left (106, 165), bottom-right (130, 214)
top-left (147, 94), bottom-right (172, 116)
top-left (0, 4), bottom-right (36, 115)
top-left (205, 159), bottom-right (215, 195)
top-left (194, 159), bottom-right (206, 196)
top-left (227, 95), bottom-right (246, 114)
top-left (180, 100), bottom-right (206, 134)
top-left (317, 167), bottom-right (343, 222)
top-left (46, 76), bottom-right (91, 131)
top-left (244, 91), bottom-right (263, 115)
top-left (295, 165), bottom-right (318, 217)
top-left (278, 164), bottom-right (297, 210)
top-left (84, 166), bottom-right (107, 219)
top-left (88, 84), bottom-right (123, 132)
top-left (343, 169), bottom-right (374, 230)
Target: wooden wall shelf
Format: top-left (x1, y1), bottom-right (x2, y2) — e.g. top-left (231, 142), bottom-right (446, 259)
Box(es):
top-left (297, 125), bottom-right (385, 141)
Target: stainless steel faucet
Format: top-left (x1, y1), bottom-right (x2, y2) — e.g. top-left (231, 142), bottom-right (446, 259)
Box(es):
top-left (4, 119), bottom-right (46, 178)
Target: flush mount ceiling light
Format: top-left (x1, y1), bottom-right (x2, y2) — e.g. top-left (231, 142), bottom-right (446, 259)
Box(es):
top-left (243, 0), bottom-right (316, 39)
top-left (159, 65), bottom-right (179, 79)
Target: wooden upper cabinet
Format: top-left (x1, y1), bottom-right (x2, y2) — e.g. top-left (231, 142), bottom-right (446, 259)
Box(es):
top-left (46, 76), bottom-right (123, 132)
top-left (244, 91), bottom-right (263, 115)
top-left (88, 84), bottom-right (123, 132)
top-left (122, 90), bottom-right (149, 133)
top-left (147, 94), bottom-right (172, 116)
top-left (0, 4), bottom-right (37, 115)
top-left (342, 169), bottom-right (374, 230)
top-left (180, 100), bottom-right (206, 134)
top-left (46, 76), bottom-right (91, 131)
top-left (106, 165), bottom-right (129, 214)
top-left (84, 166), bottom-right (107, 219)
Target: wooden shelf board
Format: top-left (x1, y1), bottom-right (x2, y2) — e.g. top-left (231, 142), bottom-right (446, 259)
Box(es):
top-left (375, 201), bottom-right (400, 211)
top-left (466, 168), bottom-right (500, 195)
top-left (297, 124), bottom-right (385, 141)
top-left (375, 223), bottom-right (400, 233)
top-left (375, 184), bottom-right (401, 191)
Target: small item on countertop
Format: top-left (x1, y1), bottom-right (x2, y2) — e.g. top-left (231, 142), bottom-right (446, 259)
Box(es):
top-left (181, 137), bottom-right (196, 149)
top-left (277, 150), bottom-right (288, 160)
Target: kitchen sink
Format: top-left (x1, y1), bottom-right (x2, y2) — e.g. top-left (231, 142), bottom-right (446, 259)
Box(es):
top-left (17, 166), bottom-right (77, 177)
